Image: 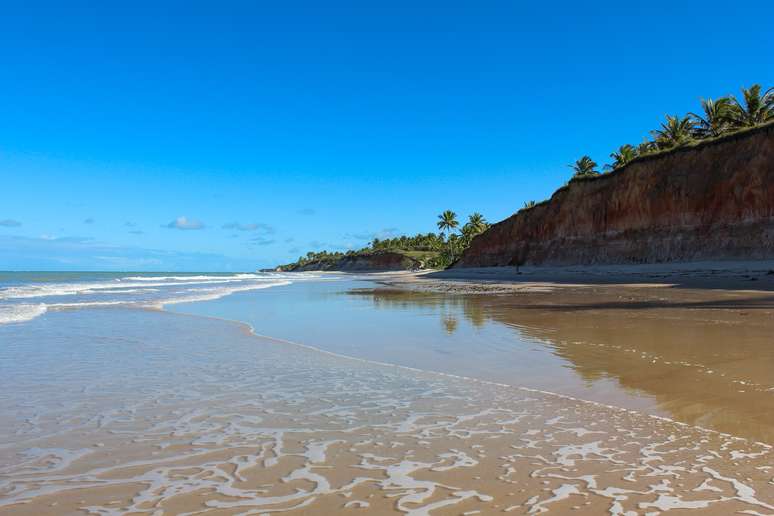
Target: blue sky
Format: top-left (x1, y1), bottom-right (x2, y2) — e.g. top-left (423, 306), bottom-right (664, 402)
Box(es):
top-left (1, 1), bottom-right (772, 271)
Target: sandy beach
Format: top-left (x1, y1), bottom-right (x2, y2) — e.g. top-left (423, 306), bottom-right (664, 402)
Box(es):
top-left (2, 267), bottom-right (774, 514)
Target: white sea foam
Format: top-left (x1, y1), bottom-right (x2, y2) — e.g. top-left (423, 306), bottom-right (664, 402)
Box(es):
top-left (0, 273), bottom-right (296, 325)
top-left (0, 278), bottom-right (260, 300)
top-left (151, 280), bottom-right (291, 308)
top-left (0, 303), bottom-right (47, 324)
top-left (120, 273), bottom-right (266, 281)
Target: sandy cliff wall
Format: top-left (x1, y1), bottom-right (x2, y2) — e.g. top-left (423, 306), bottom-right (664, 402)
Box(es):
top-left (457, 123), bottom-right (774, 267)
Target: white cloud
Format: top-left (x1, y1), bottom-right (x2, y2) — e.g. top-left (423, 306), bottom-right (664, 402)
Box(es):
top-left (164, 216), bottom-right (205, 230)
top-left (221, 222), bottom-right (274, 233)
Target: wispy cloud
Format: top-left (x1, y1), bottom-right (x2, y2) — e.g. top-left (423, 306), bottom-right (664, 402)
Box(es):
top-left (163, 216), bottom-right (205, 230)
top-left (297, 208), bottom-right (316, 216)
top-left (221, 222), bottom-right (274, 233)
top-left (124, 221), bottom-right (136, 228)
top-left (38, 235), bottom-right (93, 243)
top-left (308, 240), bottom-right (349, 251)
top-left (83, 217), bottom-right (95, 224)
top-left (128, 230), bottom-right (144, 235)
top-left (347, 227), bottom-right (400, 241)
top-left (0, 219), bottom-right (22, 227)
top-left (246, 236), bottom-right (276, 247)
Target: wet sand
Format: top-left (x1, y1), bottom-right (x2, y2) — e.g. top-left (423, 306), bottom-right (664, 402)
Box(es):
top-left (378, 264), bottom-right (774, 443)
top-left (1, 309), bottom-right (773, 515)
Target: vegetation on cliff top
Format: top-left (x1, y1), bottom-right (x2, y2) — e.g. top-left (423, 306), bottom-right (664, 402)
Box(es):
top-left (564, 83), bottom-right (773, 183)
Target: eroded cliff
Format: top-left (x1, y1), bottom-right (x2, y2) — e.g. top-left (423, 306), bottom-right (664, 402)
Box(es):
top-left (457, 123), bottom-right (774, 267)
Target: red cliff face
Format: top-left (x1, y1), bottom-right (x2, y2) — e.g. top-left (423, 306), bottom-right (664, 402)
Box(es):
top-left (457, 123), bottom-right (774, 267)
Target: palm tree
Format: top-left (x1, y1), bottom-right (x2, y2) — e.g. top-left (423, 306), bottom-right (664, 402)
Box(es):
top-left (651, 115), bottom-right (695, 149)
top-left (570, 156), bottom-right (599, 178)
top-left (437, 210), bottom-right (459, 258)
top-left (729, 84), bottom-right (774, 127)
top-left (460, 213), bottom-right (488, 249)
top-left (606, 144), bottom-right (638, 170)
top-left (689, 97), bottom-right (734, 138)
top-left (466, 212), bottom-right (488, 234)
top-left (523, 200), bottom-right (537, 209)
top-left (637, 137), bottom-right (658, 156)
top-left (460, 223), bottom-right (475, 248)
top-left (437, 210), bottom-right (459, 234)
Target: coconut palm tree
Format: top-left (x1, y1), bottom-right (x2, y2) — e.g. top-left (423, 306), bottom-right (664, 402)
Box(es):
top-left (689, 97), bottom-right (734, 138)
top-left (437, 210), bottom-right (459, 234)
top-left (466, 212), bottom-right (488, 234)
top-left (651, 115), bottom-right (695, 149)
top-left (637, 137), bottom-right (658, 156)
top-left (729, 84), bottom-right (774, 127)
top-left (460, 213), bottom-right (488, 249)
top-left (606, 144), bottom-right (638, 170)
top-left (570, 156), bottom-right (599, 178)
top-left (437, 210), bottom-right (459, 258)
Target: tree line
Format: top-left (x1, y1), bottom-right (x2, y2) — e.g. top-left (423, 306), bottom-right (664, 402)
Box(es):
top-left (279, 211), bottom-right (489, 270)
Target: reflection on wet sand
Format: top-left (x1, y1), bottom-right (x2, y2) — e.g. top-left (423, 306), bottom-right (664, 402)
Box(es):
top-left (357, 286), bottom-right (774, 442)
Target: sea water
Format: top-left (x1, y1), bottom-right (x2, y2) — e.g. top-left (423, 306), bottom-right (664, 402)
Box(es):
top-left (0, 271), bottom-right (302, 324)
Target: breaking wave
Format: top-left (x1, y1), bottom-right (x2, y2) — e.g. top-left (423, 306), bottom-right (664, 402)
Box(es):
top-left (0, 272), bottom-right (307, 325)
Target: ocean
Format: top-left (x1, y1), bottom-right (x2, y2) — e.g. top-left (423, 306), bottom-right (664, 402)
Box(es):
top-left (0, 271), bottom-right (301, 325)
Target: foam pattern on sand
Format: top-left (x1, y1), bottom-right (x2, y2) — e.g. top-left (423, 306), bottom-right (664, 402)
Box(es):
top-left (0, 309), bottom-right (772, 515)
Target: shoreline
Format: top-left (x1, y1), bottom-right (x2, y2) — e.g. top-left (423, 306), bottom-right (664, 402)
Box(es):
top-left (166, 304), bottom-right (768, 446)
top-left (375, 260), bottom-right (774, 294)
top-left (165, 272), bottom-right (774, 444)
